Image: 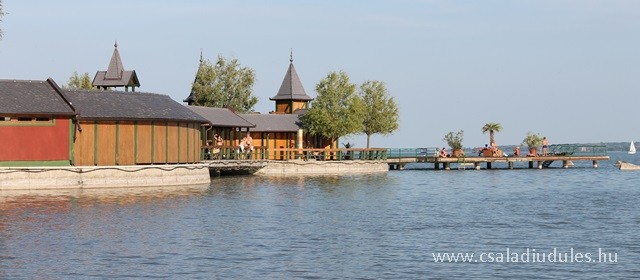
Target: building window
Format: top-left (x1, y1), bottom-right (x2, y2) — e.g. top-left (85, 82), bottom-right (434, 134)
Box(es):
top-left (0, 116), bottom-right (56, 126)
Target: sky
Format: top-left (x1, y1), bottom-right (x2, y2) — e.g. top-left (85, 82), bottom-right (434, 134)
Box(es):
top-left (1, 0), bottom-right (639, 148)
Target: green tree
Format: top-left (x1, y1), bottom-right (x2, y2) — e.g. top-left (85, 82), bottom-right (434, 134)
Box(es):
top-left (301, 71), bottom-right (364, 147)
top-left (481, 122), bottom-right (503, 145)
top-left (64, 72), bottom-right (93, 90)
top-left (190, 55), bottom-right (258, 113)
top-left (360, 80), bottom-right (399, 148)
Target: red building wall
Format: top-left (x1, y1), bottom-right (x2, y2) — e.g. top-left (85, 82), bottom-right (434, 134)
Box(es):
top-left (0, 118), bottom-right (70, 162)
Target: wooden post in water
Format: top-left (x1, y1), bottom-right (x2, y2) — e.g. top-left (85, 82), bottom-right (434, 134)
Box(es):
top-left (593, 161), bottom-right (598, 168)
top-left (486, 162), bottom-right (492, 169)
top-left (444, 162), bottom-right (451, 170)
top-left (508, 161), bottom-right (514, 169)
top-left (537, 161), bottom-right (543, 169)
top-left (529, 161), bottom-right (534, 169)
top-left (434, 162), bottom-right (440, 170)
top-left (563, 160), bottom-right (569, 168)
top-left (474, 162), bottom-right (481, 170)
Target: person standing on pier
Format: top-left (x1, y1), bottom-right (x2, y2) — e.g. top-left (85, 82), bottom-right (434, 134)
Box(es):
top-left (542, 137), bottom-right (549, 156)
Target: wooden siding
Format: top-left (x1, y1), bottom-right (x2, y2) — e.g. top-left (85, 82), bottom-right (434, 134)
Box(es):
top-left (153, 122), bottom-right (167, 163)
top-left (136, 122), bottom-right (153, 164)
top-left (74, 121), bottom-right (95, 166)
top-left (97, 121), bottom-right (117, 165)
top-left (72, 120), bottom-right (203, 166)
top-left (179, 123), bottom-right (188, 163)
top-left (167, 122), bottom-right (179, 163)
top-left (0, 117), bottom-right (71, 163)
top-left (118, 122), bottom-right (136, 165)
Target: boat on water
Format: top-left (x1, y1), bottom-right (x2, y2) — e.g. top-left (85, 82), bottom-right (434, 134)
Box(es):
top-left (629, 141), bottom-right (636, 155)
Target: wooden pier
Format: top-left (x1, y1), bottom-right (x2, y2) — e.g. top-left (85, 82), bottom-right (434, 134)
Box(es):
top-left (387, 155), bottom-right (609, 170)
top-left (386, 145), bottom-right (609, 170)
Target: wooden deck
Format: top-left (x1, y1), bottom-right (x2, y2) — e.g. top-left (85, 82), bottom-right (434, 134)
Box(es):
top-left (387, 155), bottom-right (610, 170)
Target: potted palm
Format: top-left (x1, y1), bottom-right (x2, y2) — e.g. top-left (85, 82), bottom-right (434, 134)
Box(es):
top-left (523, 132), bottom-right (542, 156)
top-left (443, 130), bottom-right (464, 157)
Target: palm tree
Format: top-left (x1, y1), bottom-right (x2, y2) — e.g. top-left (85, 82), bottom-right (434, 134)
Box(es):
top-left (482, 122), bottom-right (503, 145)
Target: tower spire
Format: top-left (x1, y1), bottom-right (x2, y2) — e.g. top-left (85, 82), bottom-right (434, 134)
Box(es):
top-left (290, 48), bottom-right (293, 63)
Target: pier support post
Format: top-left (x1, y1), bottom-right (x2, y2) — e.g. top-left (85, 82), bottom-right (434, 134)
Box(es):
top-left (593, 161), bottom-right (598, 168)
top-left (444, 162), bottom-right (451, 170)
top-left (563, 160), bottom-right (569, 169)
top-left (434, 162), bottom-right (440, 170)
top-left (398, 164), bottom-right (405, 170)
top-left (474, 162), bottom-right (481, 170)
top-left (487, 162), bottom-right (492, 169)
top-left (508, 161), bottom-right (514, 169)
top-left (529, 161), bottom-right (534, 169)
top-left (537, 161), bottom-right (543, 169)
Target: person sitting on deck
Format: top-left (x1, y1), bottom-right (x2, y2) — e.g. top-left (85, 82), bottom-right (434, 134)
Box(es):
top-left (204, 140), bottom-right (213, 160)
top-left (244, 134), bottom-right (254, 152)
top-left (238, 136), bottom-right (247, 158)
top-left (439, 147), bottom-right (447, 158)
top-left (542, 137), bottom-right (549, 156)
top-left (513, 146), bottom-right (521, 157)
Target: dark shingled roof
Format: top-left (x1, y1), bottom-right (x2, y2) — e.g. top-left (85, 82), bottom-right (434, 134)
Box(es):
top-left (63, 90), bottom-right (206, 122)
top-left (0, 79), bottom-right (75, 115)
top-left (238, 113), bottom-right (302, 132)
top-left (187, 106), bottom-right (255, 128)
top-left (270, 61), bottom-right (313, 101)
top-left (92, 43), bottom-right (140, 88)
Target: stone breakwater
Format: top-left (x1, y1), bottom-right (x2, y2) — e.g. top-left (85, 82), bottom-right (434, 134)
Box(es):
top-left (253, 160), bottom-right (389, 176)
top-left (0, 164), bottom-right (211, 190)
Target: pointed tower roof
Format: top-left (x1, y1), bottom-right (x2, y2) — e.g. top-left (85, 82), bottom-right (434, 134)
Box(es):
top-left (183, 50), bottom-right (204, 105)
top-left (105, 41), bottom-right (124, 80)
top-left (92, 42), bottom-right (140, 91)
top-left (270, 52), bottom-right (313, 101)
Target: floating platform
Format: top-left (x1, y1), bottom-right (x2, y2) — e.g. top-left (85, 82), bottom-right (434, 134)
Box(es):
top-left (388, 155), bottom-right (610, 170)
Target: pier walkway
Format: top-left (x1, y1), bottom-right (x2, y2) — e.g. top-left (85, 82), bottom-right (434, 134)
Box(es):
top-left (386, 144), bottom-right (609, 170)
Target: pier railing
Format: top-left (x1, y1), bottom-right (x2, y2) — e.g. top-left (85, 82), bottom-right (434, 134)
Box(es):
top-left (547, 144), bottom-right (607, 156)
top-left (201, 146), bottom-right (388, 161)
top-left (387, 148), bottom-right (438, 158)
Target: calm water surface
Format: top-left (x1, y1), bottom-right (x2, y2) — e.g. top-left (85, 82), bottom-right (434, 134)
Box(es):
top-left (1, 152), bottom-right (639, 279)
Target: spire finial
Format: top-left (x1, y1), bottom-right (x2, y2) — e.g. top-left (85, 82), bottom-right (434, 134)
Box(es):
top-left (200, 48), bottom-right (203, 63)
top-left (290, 48), bottom-right (293, 63)
top-left (114, 40), bottom-right (118, 48)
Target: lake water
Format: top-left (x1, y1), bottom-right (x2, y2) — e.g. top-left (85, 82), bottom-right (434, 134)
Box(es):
top-left (1, 152), bottom-right (639, 279)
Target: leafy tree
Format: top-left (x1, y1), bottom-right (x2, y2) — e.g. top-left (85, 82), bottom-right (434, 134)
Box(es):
top-left (190, 55), bottom-right (258, 113)
top-left (360, 80), bottom-right (399, 148)
top-left (301, 71), bottom-right (364, 147)
top-left (481, 122), bottom-right (503, 145)
top-left (64, 72), bottom-right (93, 90)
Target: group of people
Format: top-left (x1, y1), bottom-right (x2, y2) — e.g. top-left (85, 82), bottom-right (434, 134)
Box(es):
top-left (204, 133), bottom-right (254, 160)
top-left (439, 137), bottom-right (549, 158)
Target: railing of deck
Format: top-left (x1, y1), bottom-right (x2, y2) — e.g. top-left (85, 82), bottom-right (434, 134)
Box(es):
top-left (386, 148), bottom-right (439, 158)
top-left (201, 146), bottom-right (388, 161)
top-left (547, 144), bottom-right (607, 156)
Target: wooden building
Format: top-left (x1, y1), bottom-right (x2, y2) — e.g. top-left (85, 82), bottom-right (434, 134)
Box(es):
top-left (64, 90), bottom-right (206, 166)
top-left (92, 42), bottom-right (140, 92)
top-left (186, 106), bottom-right (255, 146)
top-left (0, 79), bottom-right (76, 166)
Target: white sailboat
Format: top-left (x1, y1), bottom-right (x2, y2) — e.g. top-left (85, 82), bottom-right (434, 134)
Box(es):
top-left (629, 141), bottom-right (636, 154)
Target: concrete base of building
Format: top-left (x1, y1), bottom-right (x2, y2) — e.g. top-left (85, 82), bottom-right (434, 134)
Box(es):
top-left (0, 164), bottom-right (211, 191)
top-left (254, 160), bottom-right (389, 176)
